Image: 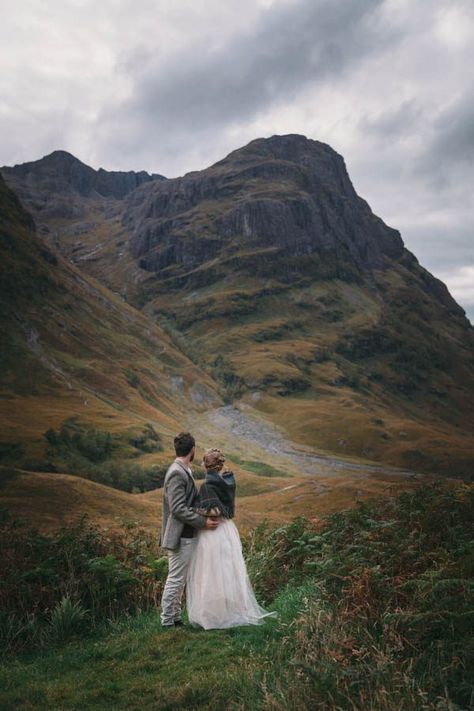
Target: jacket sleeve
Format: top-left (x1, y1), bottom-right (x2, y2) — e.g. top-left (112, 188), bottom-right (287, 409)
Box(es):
top-left (165, 471), bottom-right (207, 529)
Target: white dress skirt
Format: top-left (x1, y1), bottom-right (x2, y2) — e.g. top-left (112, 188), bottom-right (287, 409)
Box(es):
top-left (186, 518), bottom-right (276, 630)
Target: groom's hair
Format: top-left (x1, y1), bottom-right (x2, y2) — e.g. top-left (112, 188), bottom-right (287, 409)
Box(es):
top-left (174, 431), bottom-right (195, 456)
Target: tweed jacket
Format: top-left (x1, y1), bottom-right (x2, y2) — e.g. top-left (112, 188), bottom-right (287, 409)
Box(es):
top-left (160, 459), bottom-right (206, 549)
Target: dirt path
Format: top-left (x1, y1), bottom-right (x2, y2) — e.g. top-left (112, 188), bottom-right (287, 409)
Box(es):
top-left (192, 404), bottom-right (419, 480)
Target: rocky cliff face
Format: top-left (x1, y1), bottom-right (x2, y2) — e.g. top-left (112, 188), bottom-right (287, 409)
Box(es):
top-left (1, 150), bottom-right (166, 220)
top-left (123, 134), bottom-right (405, 280)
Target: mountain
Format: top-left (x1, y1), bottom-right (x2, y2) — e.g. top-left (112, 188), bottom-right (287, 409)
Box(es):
top-left (121, 134), bottom-right (474, 476)
top-left (0, 172), bottom-right (219, 468)
top-left (0, 151), bottom-right (167, 293)
top-left (2, 149), bottom-right (165, 205)
top-left (2, 135), bottom-right (473, 477)
top-left (125, 134), bottom-right (405, 276)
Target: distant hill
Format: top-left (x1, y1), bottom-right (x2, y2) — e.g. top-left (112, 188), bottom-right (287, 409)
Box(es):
top-left (0, 465), bottom-right (431, 536)
top-left (0, 468), bottom-right (159, 532)
top-left (2, 135), bottom-right (473, 477)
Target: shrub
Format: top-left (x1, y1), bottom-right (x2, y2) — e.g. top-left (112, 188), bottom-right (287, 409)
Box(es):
top-left (44, 417), bottom-right (113, 464)
top-left (244, 482), bottom-right (474, 709)
top-left (244, 516), bottom-right (311, 601)
top-left (128, 423), bottom-right (162, 453)
top-left (276, 375), bottom-right (310, 396)
top-left (211, 354), bottom-right (245, 402)
top-left (37, 418), bottom-right (166, 491)
top-left (0, 508), bottom-right (167, 655)
top-left (88, 461), bottom-right (168, 491)
top-left (124, 367), bottom-right (140, 387)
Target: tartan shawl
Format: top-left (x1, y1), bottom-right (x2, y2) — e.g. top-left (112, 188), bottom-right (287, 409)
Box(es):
top-left (197, 469), bottom-right (236, 518)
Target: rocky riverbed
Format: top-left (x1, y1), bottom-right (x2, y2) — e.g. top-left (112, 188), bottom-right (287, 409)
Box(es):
top-left (192, 404), bottom-right (420, 480)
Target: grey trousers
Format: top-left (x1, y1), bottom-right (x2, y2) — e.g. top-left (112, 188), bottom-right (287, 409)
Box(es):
top-left (160, 537), bottom-right (196, 625)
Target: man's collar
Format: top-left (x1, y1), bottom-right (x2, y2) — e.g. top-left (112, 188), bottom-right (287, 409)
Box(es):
top-left (174, 459), bottom-right (193, 476)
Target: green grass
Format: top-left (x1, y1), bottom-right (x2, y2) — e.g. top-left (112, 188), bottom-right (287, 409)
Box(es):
top-left (0, 594), bottom-right (284, 710)
top-left (0, 582), bottom-right (312, 710)
top-left (230, 454), bottom-right (291, 478)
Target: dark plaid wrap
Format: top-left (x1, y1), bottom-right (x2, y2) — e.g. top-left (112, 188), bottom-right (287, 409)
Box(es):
top-left (197, 469), bottom-right (236, 518)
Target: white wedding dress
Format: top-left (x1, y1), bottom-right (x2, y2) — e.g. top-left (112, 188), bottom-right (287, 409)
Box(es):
top-left (186, 517), bottom-right (276, 630)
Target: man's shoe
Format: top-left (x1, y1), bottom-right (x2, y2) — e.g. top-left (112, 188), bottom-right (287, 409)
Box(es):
top-left (174, 619), bottom-right (184, 627)
top-left (161, 623), bottom-right (175, 630)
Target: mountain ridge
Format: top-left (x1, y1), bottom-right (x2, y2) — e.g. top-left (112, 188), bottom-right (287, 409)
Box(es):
top-left (2, 149), bottom-right (166, 201)
top-left (1, 134), bottom-right (473, 477)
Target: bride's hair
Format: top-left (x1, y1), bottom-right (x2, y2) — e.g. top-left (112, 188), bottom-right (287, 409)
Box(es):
top-left (202, 448), bottom-right (225, 471)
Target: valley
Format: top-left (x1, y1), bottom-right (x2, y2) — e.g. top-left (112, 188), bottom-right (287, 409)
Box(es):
top-left (1, 400), bottom-right (432, 538)
top-left (0, 134), bottom-right (473, 536)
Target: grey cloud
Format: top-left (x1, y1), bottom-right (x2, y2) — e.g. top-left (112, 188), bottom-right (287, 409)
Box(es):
top-left (398, 224), bottom-right (474, 271)
top-left (421, 91), bottom-right (474, 180)
top-left (358, 100), bottom-right (424, 139)
top-left (98, 0), bottom-right (390, 169)
top-left (351, 82), bottom-right (474, 301)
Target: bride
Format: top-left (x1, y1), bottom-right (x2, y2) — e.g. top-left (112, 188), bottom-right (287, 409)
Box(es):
top-left (186, 448), bottom-right (276, 630)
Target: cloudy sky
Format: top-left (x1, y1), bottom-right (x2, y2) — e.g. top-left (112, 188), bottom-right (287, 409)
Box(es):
top-left (1, 0), bottom-right (473, 320)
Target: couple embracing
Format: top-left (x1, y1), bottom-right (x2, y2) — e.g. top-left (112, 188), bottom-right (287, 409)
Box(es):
top-left (160, 431), bottom-right (276, 630)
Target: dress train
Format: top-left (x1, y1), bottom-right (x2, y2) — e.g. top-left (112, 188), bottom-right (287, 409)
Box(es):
top-left (186, 518), bottom-right (276, 630)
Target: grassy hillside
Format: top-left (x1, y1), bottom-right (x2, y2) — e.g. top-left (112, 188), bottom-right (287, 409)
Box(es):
top-left (1, 482), bottom-right (472, 709)
top-left (140, 257), bottom-right (473, 477)
top-left (0, 174), bottom-right (220, 475)
top-left (0, 468), bottom-right (159, 532)
top-left (106, 135), bottom-right (472, 477)
top-left (1, 453), bottom-right (436, 539)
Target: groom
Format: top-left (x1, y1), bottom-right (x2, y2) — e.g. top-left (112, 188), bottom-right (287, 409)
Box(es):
top-left (159, 431), bottom-right (219, 628)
